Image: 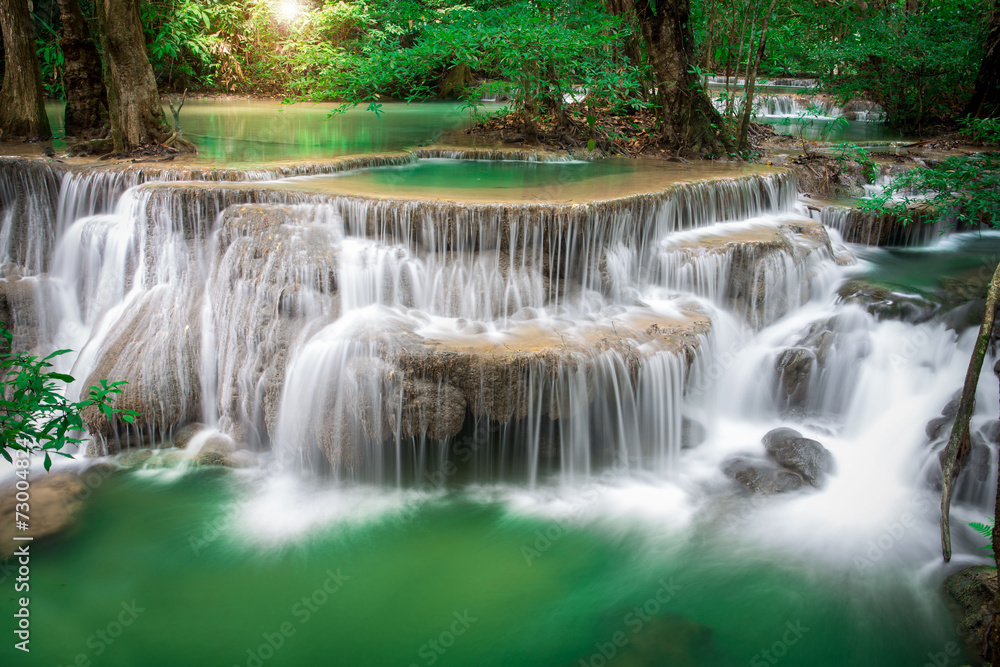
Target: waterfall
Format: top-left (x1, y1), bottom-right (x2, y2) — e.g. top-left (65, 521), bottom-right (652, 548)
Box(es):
top-left (2, 152), bottom-right (992, 530)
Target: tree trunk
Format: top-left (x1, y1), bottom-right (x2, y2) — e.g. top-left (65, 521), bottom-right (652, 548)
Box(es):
top-left (603, 0), bottom-right (646, 91)
top-left (58, 0), bottom-right (108, 139)
top-left (737, 0), bottom-right (778, 153)
top-left (94, 0), bottom-right (195, 154)
top-left (0, 0), bottom-right (53, 141)
top-left (941, 262), bottom-right (1000, 561)
top-left (705, 0), bottom-right (716, 78)
top-left (632, 0), bottom-right (733, 156)
top-left (967, 0), bottom-right (1000, 120)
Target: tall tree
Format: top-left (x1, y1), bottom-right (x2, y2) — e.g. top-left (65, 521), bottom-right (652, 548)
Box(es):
top-left (0, 0), bottom-right (53, 141)
top-left (58, 0), bottom-right (108, 139)
top-left (630, 0), bottom-right (733, 156)
top-left (967, 0), bottom-right (1000, 119)
top-left (93, 0), bottom-right (194, 153)
top-left (736, 0), bottom-right (778, 153)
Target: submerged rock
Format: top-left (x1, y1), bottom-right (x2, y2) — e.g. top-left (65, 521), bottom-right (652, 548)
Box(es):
top-left (0, 473), bottom-right (85, 558)
top-left (0, 276), bottom-right (47, 353)
top-left (195, 435), bottom-right (237, 466)
top-left (172, 423), bottom-right (205, 449)
top-left (681, 418), bottom-right (707, 449)
top-left (762, 427), bottom-right (835, 487)
top-left (943, 565), bottom-right (996, 663)
top-left (836, 279), bottom-right (939, 323)
top-left (722, 456), bottom-right (804, 494)
top-left (119, 449), bottom-right (154, 468)
top-left (772, 312), bottom-right (871, 419)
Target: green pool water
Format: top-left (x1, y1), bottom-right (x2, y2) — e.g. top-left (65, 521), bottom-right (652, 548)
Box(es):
top-left (855, 231), bottom-right (1000, 295)
top-left (1, 469), bottom-right (965, 667)
top-left (45, 101), bottom-right (499, 165)
top-left (277, 158), bottom-right (765, 203)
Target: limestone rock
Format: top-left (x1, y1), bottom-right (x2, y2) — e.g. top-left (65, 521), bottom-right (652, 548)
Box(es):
top-left (836, 280), bottom-right (939, 323)
top-left (762, 427), bottom-right (835, 486)
top-left (722, 456), bottom-right (805, 494)
top-left (0, 473), bottom-right (84, 558)
top-left (943, 565), bottom-right (996, 663)
top-left (195, 435), bottom-right (237, 466)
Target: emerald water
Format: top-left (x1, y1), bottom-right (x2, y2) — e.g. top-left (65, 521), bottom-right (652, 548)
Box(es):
top-left (1, 99), bottom-right (991, 667)
top-left (854, 231), bottom-right (1000, 294)
top-left (0, 468), bottom-right (965, 667)
top-left (44, 100), bottom-right (498, 164)
top-left (277, 158), bottom-right (764, 202)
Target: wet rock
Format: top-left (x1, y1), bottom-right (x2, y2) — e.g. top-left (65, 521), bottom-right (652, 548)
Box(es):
top-left (836, 280), bottom-right (939, 323)
top-left (772, 313), bottom-right (870, 417)
top-left (681, 418), bottom-right (707, 449)
top-left (944, 565), bottom-right (996, 663)
top-left (788, 155), bottom-right (876, 198)
top-left (942, 269), bottom-right (993, 302)
top-left (941, 299), bottom-right (1000, 336)
top-left (775, 347), bottom-right (815, 407)
top-left (119, 449), bottom-right (154, 468)
top-left (977, 420), bottom-right (1000, 446)
top-left (925, 392), bottom-right (963, 441)
top-left (213, 205), bottom-right (339, 449)
top-left (0, 276), bottom-right (45, 353)
top-left (399, 377), bottom-right (468, 440)
top-left (172, 423), bottom-right (204, 449)
top-left (926, 416), bottom-right (953, 441)
top-left (762, 427), bottom-right (835, 486)
top-left (0, 473), bottom-right (85, 558)
top-left (195, 435), bottom-right (237, 466)
top-left (598, 612), bottom-right (720, 667)
top-left (81, 287), bottom-right (203, 452)
top-left (222, 450), bottom-right (257, 468)
top-left (722, 456), bottom-right (804, 494)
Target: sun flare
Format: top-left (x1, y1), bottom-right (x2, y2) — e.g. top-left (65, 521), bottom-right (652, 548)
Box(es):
top-left (274, 0), bottom-right (302, 22)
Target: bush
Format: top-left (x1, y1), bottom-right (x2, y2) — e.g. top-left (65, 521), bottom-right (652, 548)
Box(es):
top-left (0, 327), bottom-right (137, 470)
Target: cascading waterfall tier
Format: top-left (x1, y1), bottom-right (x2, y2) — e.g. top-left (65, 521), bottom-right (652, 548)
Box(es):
top-left (1, 154), bottom-right (837, 484)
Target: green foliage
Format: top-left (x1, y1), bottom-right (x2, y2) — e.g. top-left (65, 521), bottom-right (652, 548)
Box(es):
top-left (0, 327), bottom-right (137, 471)
top-left (860, 153), bottom-right (1000, 229)
top-left (960, 116), bottom-right (1000, 144)
top-left (694, 0), bottom-right (991, 132)
top-left (819, 2), bottom-right (982, 132)
top-left (970, 518), bottom-right (996, 566)
top-left (832, 142), bottom-right (879, 184)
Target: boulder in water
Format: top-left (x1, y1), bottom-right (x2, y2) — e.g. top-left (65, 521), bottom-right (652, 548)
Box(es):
top-left (0, 473), bottom-right (85, 558)
top-left (722, 456), bottom-right (804, 494)
top-left (775, 347), bottom-right (815, 407)
top-left (195, 435), bottom-right (237, 466)
top-left (761, 427), bottom-right (835, 487)
top-left (944, 565), bottom-right (996, 663)
top-left (836, 280), bottom-right (939, 323)
top-left (681, 418), bottom-right (707, 449)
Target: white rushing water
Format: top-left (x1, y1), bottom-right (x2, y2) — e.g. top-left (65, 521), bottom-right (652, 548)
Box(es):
top-left (0, 157), bottom-right (995, 568)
